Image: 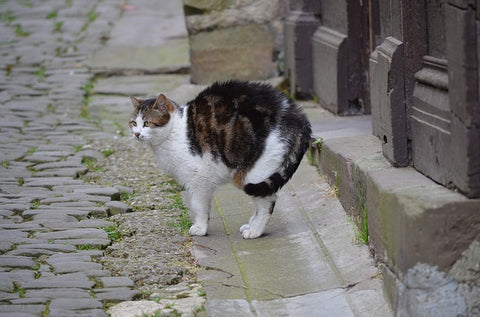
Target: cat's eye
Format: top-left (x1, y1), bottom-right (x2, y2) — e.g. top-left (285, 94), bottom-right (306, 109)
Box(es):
top-left (144, 121), bottom-right (151, 127)
top-left (130, 121), bottom-right (137, 127)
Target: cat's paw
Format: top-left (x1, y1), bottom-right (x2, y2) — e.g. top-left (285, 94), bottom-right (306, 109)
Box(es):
top-left (189, 224), bottom-right (207, 236)
top-left (240, 224), bottom-right (262, 239)
top-left (239, 224), bottom-right (250, 233)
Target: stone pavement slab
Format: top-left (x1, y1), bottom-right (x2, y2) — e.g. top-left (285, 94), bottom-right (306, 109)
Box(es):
top-left (194, 148), bottom-right (392, 316)
top-left (88, 0), bottom-right (189, 75)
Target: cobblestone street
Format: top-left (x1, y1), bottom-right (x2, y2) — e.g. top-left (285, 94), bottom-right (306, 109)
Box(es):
top-left (0, 1), bottom-right (141, 316)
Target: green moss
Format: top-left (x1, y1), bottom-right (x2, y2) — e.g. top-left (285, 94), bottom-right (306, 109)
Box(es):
top-left (167, 193), bottom-right (192, 234)
top-left (349, 205), bottom-right (369, 245)
top-left (54, 21), bottom-right (64, 33)
top-left (30, 199), bottom-right (40, 210)
top-left (26, 146), bottom-right (37, 156)
top-left (46, 9), bottom-right (58, 19)
top-left (102, 225), bottom-right (122, 243)
top-left (1, 160), bottom-right (9, 169)
top-left (1, 10), bottom-right (16, 24)
top-left (14, 24), bottom-right (30, 37)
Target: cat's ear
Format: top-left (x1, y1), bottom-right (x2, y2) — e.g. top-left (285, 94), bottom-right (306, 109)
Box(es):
top-left (130, 96), bottom-right (143, 109)
top-left (154, 94), bottom-right (175, 113)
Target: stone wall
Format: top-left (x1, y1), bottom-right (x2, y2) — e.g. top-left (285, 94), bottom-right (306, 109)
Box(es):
top-left (183, 0), bottom-right (287, 84)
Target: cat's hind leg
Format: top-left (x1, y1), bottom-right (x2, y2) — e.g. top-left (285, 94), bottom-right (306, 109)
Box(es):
top-left (240, 195), bottom-right (276, 239)
top-left (186, 189), bottom-right (213, 236)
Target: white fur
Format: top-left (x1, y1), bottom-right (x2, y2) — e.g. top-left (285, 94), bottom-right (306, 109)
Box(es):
top-left (244, 130), bottom-right (286, 184)
top-left (132, 108), bottom-right (281, 239)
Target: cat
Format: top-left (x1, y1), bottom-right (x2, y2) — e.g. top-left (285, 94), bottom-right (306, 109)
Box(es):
top-left (129, 80), bottom-right (311, 239)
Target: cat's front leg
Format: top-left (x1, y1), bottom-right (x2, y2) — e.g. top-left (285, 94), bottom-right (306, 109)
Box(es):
top-left (187, 189), bottom-right (212, 236)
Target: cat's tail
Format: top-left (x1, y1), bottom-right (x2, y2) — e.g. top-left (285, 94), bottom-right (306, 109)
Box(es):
top-left (243, 117), bottom-right (312, 198)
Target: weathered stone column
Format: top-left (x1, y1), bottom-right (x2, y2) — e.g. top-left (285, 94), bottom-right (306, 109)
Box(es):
top-left (312, 0), bottom-right (372, 115)
top-left (445, 0), bottom-right (480, 197)
top-left (284, 0), bottom-right (319, 98)
top-left (183, 0), bottom-right (286, 84)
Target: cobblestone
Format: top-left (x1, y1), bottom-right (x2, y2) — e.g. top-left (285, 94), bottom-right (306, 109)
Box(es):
top-left (0, 0), bottom-right (139, 315)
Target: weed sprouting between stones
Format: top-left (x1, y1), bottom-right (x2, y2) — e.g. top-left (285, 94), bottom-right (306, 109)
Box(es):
top-left (102, 225), bottom-right (122, 243)
top-left (349, 205), bottom-right (369, 245)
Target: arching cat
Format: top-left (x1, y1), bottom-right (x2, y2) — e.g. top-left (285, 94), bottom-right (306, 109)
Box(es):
top-left (129, 80), bottom-right (311, 239)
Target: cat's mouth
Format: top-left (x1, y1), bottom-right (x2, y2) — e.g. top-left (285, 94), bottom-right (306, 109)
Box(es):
top-left (133, 133), bottom-right (149, 142)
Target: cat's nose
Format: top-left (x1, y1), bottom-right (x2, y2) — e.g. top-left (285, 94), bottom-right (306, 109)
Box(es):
top-left (134, 132), bottom-right (140, 138)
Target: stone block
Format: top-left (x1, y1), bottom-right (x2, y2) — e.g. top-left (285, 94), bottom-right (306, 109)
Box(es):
top-left (0, 256), bottom-right (34, 269)
top-left (98, 277), bottom-right (134, 288)
top-left (284, 9), bottom-right (319, 97)
top-left (369, 36), bottom-right (408, 166)
top-left (94, 288), bottom-right (141, 302)
top-left (313, 134), bottom-right (480, 311)
top-left (411, 58), bottom-right (451, 186)
top-left (312, 26), bottom-right (347, 113)
top-left (23, 273), bottom-right (95, 289)
top-left (189, 24), bottom-right (275, 84)
top-left (0, 304), bottom-right (45, 315)
top-left (49, 298), bottom-right (103, 310)
top-left (446, 3), bottom-right (479, 127)
top-left (51, 261), bottom-right (103, 274)
top-left (106, 201), bottom-right (133, 216)
top-left (396, 264), bottom-right (467, 316)
top-left (369, 51), bottom-right (381, 137)
top-left (450, 115), bottom-right (480, 197)
top-left (35, 228), bottom-right (108, 240)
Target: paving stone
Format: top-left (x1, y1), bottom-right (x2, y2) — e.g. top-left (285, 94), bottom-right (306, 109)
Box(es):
top-left (48, 308), bottom-right (108, 317)
top-left (23, 272), bottom-right (95, 289)
top-left (24, 177), bottom-right (84, 188)
top-left (40, 219), bottom-right (114, 230)
top-left (0, 210), bottom-right (14, 218)
top-left (106, 201), bottom-right (133, 216)
top-left (0, 223), bottom-right (43, 231)
top-left (74, 187), bottom-right (120, 199)
top-left (0, 312), bottom-right (36, 317)
top-left (32, 214), bottom-right (80, 222)
top-left (86, 270), bottom-right (112, 278)
top-left (49, 298), bottom-right (103, 310)
top-left (23, 155), bottom-right (60, 163)
top-left (41, 193), bottom-right (112, 204)
top-left (76, 149), bottom-right (104, 160)
top-left (115, 185), bottom-right (135, 195)
top-left (47, 254), bottom-right (92, 265)
top-left (34, 159), bottom-right (83, 171)
top-left (99, 276), bottom-right (134, 288)
top-left (94, 288), bottom-right (141, 302)
top-left (24, 208), bottom-right (92, 220)
top-left (53, 238), bottom-right (111, 248)
top-left (0, 291), bottom-right (20, 301)
top-left (0, 278), bottom-right (14, 292)
top-left (24, 288), bottom-right (91, 299)
top-left (0, 230), bottom-right (28, 243)
top-left (0, 256), bottom-right (34, 269)
top-left (10, 298), bottom-right (48, 305)
top-left (0, 304), bottom-right (45, 315)
top-left (8, 248), bottom-right (62, 257)
top-left (1, 204), bottom-right (30, 213)
top-left (51, 261), bottom-right (103, 274)
top-left (0, 242), bottom-right (14, 253)
top-left (48, 201), bottom-right (99, 208)
top-left (35, 228), bottom-right (108, 240)
top-left (35, 167), bottom-right (88, 177)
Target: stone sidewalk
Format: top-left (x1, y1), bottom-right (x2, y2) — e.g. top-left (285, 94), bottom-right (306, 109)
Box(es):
top-left (0, 0), bottom-right (392, 316)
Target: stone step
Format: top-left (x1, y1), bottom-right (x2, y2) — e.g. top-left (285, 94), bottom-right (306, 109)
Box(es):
top-left (310, 130), bottom-right (480, 314)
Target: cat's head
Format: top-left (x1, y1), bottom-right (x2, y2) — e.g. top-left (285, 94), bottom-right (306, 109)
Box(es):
top-left (129, 94), bottom-right (175, 143)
